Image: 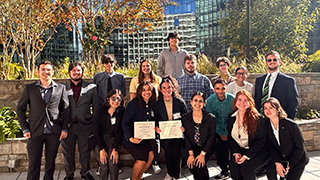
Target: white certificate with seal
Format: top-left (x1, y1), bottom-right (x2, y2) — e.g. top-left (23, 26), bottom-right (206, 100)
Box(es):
top-left (159, 120), bottom-right (183, 139)
top-left (134, 121), bottom-right (155, 139)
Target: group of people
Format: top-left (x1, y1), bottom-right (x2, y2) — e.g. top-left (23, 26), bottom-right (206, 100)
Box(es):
top-left (16, 31), bottom-right (308, 180)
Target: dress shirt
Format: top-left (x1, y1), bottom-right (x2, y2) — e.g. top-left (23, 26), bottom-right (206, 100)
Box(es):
top-left (177, 72), bottom-right (214, 111)
top-left (94, 70), bottom-right (126, 105)
top-left (71, 79), bottom-right (82, 103)
top-left (157, 47), bottom-right (188, 79)
top-left (270, 120), bottom-right (280, 145)
top-left (227, 81), bottom-right (254, 95)
top-left (230, 111), bottom-right (249, 149)
top-left (263, 70), bottom-right (279, 98)
top-left (206, 93), bottom-right (235, 137)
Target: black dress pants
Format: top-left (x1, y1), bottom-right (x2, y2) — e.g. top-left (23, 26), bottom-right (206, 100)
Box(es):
top-left (266, 157), bottom-right (307, 180)
top-left (163, 139), bottom-right (182, 179)
top-left (188, 145), bottom-right (213, 180)
top-left (27, 133), bottom-right (60, 180)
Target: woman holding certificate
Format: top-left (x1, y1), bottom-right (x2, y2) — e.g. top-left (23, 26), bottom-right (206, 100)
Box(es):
top-left (122, 81), bottom-right (157, 180)
top-left (154, 76), bottom-right (187, 180)
top-left (182, 92), bottom-right (216, 180)
top-left (93, 89), bottom-right (125, 180)
top-left (227, 90), bottom-right (269, 180)
top-left (263, 98), bottom-right (309, 180)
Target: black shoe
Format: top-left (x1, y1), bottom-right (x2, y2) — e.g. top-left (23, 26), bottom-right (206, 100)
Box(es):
top-left (81, 173), bottom-right (95, 180)
top-left (63, 177), bottom-right (74, 180)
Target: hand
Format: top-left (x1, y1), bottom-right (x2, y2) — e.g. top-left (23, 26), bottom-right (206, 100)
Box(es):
top-left (180, 126), bottom-right (185, 132)
top-left (187, 155), bottom-right (195, 169)
top-left (237, 156), bottom-right (246, 164)
top-left (155, 126), bottom-right (161, 134)
top-left (59, 131), bottom-right (68, 141)
top-left (195, 153), bottom-right (205, 168)
top-left (24, 132), bottom-right (31, 139)
top-left (234, 153), bottom-right (242, 163)
top-left (110, 149), bottom-right (119, 164)
top-left (129, 137), bottom-right (142, 144)
top-left (221, 134), bottom-right (228, 141)
top-left (275, 162), bottom-right (288, 177)
top-left (100, 149), bottom-right (108, 165)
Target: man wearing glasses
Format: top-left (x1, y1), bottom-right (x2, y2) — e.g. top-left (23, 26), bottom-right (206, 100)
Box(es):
top-left (211, 57), bottom-right (236, 85)
top-left (94, 54), bottom-right (126, 105)
top-left (254, 50), bottom-right (298, 119)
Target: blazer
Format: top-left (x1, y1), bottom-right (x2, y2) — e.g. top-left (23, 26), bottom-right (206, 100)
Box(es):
top-left (265, 118), bottom-right (309, 169)
top-left (154, 97), bottom-right (187, 149)
top-left (254, 72), bottom-right (298, 119)
top-left (93, 105), bottom-right (125, 151)
top-left (65, 80), bottom-right (99, 131)
top-left (17, 80), bottom-right (69, 137)
top-left (227, 113), bottom-right (267, 159)
top-left (182, 110), bottom-right (216, 154)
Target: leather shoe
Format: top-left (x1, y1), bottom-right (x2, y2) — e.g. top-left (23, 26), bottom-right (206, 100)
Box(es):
top-left (63, 177), bottom-right (74, 180)
top-left (81, 173), bottom-right (95, 180)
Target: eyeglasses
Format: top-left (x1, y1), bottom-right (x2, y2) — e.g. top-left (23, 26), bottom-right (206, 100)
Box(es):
top-left (236, 72), bottom-right (247, 76)
top-left (219, 63), bottom-right (227, 67)
top-left (110, 97), bottom-right (122, 102)
top-left (266, 58), bottom-right (278, 62)
top-left (105, 61), bottom-right (115, 64)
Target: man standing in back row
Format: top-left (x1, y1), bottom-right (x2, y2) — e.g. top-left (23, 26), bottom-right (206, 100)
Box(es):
top-left (254, 50), bottom-right (299, 119)
top-left (157, 32), bottom-right (188, 79)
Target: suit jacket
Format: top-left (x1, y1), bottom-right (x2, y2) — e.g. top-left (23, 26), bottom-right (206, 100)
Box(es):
top-left (182, 110), bottom-right (216, 154)
top-left (254, 72), bottom-right (298, 119)
top-left (227, 112), bottom-right (268, 159)
top-left (17, 80), bottom-right (69, 137)
top-left (154, 97), bottom-right (187, 149)
top-left (65, 80), bottom-right (99, 131)
top-left (265, 118), bottom-right (309, 169)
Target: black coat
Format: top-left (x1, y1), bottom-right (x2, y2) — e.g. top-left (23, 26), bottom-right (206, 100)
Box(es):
top-left (265, 118), bottom-right (309, 169)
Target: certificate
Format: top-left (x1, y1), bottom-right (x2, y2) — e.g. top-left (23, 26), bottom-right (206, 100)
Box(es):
top-left (159, 120), bottom-right (183, 139)
top-left (134, 121), bottom-right (155, 139)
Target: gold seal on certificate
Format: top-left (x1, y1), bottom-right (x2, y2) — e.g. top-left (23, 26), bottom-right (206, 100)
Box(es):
top-left (159, 120), bottom-right (183, 139)
top-left (134, 121), bottom-right (155, 139)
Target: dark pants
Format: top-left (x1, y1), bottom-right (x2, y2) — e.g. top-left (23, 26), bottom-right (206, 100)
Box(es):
top-left (189, 145), bottom-right (213, 180)
top-left (94, 135), bottom-right (119, 180)
top-left (229, 148), bottom-right (269, 180)
top-left (61, 123), bottom-right (91, 177)
top-left (163, 139), bottom-right (181, 179)
top-left (215, 133), bottom-right (229, 174)
top-left (27, 133), bottom-right (60, 180)
top-left (266, 157), bottom-right (307, 180)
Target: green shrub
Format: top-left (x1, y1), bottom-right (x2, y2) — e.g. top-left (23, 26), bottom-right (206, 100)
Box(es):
top-left (296, 107), bottom-right (320, 120)
top-left (0, 107), bottom-right (22, 142)
top-left (302, 50), bottom-right (320, 72)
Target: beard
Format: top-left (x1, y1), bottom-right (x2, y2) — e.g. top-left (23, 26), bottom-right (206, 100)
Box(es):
top-left (71, 76), bottom-right (82, 82)
top-left (186, 68), bottom-right (195, 74)
top-left (268, 65), bottom-right (279, 71)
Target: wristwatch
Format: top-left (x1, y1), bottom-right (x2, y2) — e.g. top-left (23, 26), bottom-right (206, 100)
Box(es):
top-left (201, 151), bottom-right (206, 156)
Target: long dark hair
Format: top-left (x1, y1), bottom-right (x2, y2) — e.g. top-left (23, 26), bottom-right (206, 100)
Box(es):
top-left (104, 89), bottom-right (124, 109)
top-left (138, 59), bottom-right (156, 84)
top-left (158, 76), bottom-right (181, 99)
top-left (232, 89), bottom-right (260, 136)
top-left (136, 81), bottom-right (157, 107)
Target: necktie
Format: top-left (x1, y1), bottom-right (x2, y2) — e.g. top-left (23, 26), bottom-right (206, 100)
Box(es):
top-left (260, 74), bottom-right (271, 113)
top-left (107, 76), bottom-right (113, 93)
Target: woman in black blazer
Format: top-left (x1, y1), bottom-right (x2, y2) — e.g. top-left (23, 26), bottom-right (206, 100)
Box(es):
top-left (122, 81), bottom-right (157, 180)
top-left (227, 90), bottom-right (269, 180)
top-left (154, 76), bottom-right (187, 180)
top-left (182, 91), bottom-right (216, 180)
top-left (93, 89), bottom-right (125, 180)
top-left (263, 97), bottom-right (309, 180)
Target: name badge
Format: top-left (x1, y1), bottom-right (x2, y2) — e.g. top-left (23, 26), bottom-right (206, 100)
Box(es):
top-left (110, 117), bottom-right (116, 125)
top-left (173, 112), bottom-right (181, 120)
top-left (151, 110), bottom-right (154, 117)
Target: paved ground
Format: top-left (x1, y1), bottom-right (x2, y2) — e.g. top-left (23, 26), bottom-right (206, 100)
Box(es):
top-left (1, 150), bottom-right (319, 180)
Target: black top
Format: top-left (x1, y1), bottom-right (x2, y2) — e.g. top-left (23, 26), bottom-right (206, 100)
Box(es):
top-left (93, 105), bottom-right (125, 151)
top-left (182, 110), bottom-right (216, 154)
top-left (227, 112), bottom-right (267, 159)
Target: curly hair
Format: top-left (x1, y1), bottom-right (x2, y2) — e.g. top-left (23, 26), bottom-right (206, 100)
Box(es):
top-left (233, 89), bottom-right (260, 136)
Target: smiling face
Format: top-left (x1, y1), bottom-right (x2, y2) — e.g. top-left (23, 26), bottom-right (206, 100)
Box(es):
top-left (38, 64), bottom-right (54, 82)
top-left (69, 65), bottom-right (83, 82)
top-left (185, 59), bottom-right (197, 74)
top-left (266, 54), bottom-right (281, 73)
top-left (218, 61), bottom-right (229, 74)
top-left (108, 93), bottom-right (122, 108)
top-left (190, 95), bottom-right (205, 111)
top-left (103, 59), bottom-right (115, 73)
top-left (214, 83), bottom-right (227, 101)
top-left (235, 68), bottom-right (248, 82)
top-left (263, 102), bottom-right (278, 119)
top-left (169, 37), bottom-right (179, 47)
top-left (160, 81), bottom-right (173, 98)
top-left (141, 84), bottom-right (153, 102)
top-left (235, 94), bottom-right (250, 112)
top-left (141, 61), bottom-right (152, 75)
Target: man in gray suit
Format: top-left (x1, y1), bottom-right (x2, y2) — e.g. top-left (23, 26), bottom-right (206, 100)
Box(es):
top-left (17, 61), bottom-right (69, 180)
top-left (62, 62), bottom-right (99, 180)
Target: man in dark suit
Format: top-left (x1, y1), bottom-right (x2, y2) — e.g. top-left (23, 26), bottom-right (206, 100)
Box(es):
top-left (254, 50), bottom-right (299, 119)
top-left (62, 62), bottom-right (99, 180)
top-left (17, 61), bottom-right (69, 180)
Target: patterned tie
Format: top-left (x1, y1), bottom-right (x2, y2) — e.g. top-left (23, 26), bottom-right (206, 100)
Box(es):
top-left (260, 74), bottom-right (271, 113)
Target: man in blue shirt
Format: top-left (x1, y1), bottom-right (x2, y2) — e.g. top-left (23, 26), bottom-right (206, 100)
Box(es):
top-left (206, 79), bottom-right (235, 179)
top-left (177, 54), bottom-right (214, 112)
